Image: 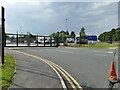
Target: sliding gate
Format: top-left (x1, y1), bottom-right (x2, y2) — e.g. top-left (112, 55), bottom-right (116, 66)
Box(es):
top-left (5, 33), bottom-right (59, 47)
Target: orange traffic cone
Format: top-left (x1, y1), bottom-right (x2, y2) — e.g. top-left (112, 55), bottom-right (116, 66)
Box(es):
top-left (109, 61), bottom-right (117, 81)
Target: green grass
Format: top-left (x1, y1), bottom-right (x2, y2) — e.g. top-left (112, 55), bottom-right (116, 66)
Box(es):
top-left (0, 54), bottom-right (15, 90)
top-left (67, 42), bottom-right (118, 48)
top-left (114, 41), bottom-right (120, 43)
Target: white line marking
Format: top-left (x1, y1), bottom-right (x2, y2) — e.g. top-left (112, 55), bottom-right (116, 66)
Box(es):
top-left (108, 52), bottom-right (113, 54)
top-left (55, 50), bottom-right (74, 54)
top-left (94, 54), bottom-right (107, 56)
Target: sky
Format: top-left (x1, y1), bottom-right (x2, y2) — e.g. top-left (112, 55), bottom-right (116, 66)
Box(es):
top-left (0, 0), bottom-right (118, 36)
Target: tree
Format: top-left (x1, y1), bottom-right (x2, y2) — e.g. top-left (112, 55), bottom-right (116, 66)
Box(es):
top-left (113, 34), bottom-right (117, 41)
top-left (80, 27), bottom-right (85, 35)
top-left (66, 30), bottom-right (69, 36)
top-left (60, 30), bottom-right (66, 34)
top-left (98, 28), bottom-right (120, 42)
top-left (11, 35), bottom-right (15, 39)
top-left (116, 30), bottom-right (120, 41)
top-left (70, 31), bottom-right (75, 38)
top-left (49, 33), bottom-right (57, 37)
top-left (6, 35), bottom-right (9, 38)
top-left (59, 33), bottom-right (66, 41)
top-left (57, 32), bottom-right (59, 36)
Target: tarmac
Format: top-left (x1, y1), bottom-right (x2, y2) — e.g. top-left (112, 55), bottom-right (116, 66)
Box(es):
top-left (5, 49), bottom-right (63, 89)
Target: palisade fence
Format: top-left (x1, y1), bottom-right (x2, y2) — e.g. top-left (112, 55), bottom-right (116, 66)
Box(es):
top-left (5, 33), bottom-right (59, 47)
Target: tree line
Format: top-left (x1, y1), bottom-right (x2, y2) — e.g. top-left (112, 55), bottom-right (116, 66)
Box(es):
top-left (49, 30), bottom-right (76, 38)
top-left (98, 28), bottom-right (120, 42)
top-left (49, 27), bottom-right (87, 39)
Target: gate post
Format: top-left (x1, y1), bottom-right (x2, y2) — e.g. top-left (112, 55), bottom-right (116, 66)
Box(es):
top-left (37, 35), bottom-right (38, 46)
top-left (57, 36), bottom-right (59, 47)
top-left (44, 36), bottom-right (45, 47)
top-left (27, 32), bottom-right (30, 47)
top-left (1, 6), bottom-right (5, 64)
top-left (17, 32), bottom-right (18, 46)
top-left (50, 37), bottom-right (52, 46)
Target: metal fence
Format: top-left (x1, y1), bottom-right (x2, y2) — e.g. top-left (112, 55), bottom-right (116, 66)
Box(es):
top-left (5, 33), bottom-right (59, 47)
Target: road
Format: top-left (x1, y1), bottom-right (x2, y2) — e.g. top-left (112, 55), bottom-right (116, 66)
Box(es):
top-left (5, 47), bottom-right (118, 88)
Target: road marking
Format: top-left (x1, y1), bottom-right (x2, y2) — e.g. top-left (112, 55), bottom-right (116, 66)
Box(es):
top-left (55, 50), bottom-right (75, 54)
top-left (43, 59), bottom-right (67, 90)
top-left (49, 61), bottom-right (83, 90)
top-left (52, 64), bottom-right (76, 89)
top-left (11, 50), bottom-right (83, 90)
top-left (92, 51), bottom-right (108, 53)
top-left (108, 52), bottom-right (113, 54)
top-left (11, 50), bottom-right (67, 90)
top-left (94, 54), bottom-right (107, 56)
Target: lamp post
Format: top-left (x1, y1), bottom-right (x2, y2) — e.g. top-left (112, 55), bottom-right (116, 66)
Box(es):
top-left (66, 19), bottom-right (68, 43)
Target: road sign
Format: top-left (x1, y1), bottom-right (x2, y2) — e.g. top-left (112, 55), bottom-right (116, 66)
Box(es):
top-left (88, 36), bottom-right (97, 44)
top-left (88, 36), bottom-right (97, 41)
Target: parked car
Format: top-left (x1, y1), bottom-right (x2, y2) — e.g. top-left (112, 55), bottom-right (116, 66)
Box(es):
top-left (107, 41), bottom-right (112, 44)
top-left (33, 40), bottom-right (37, 43)
top-left (24, 40), bottom-right (27, 43)
top-left (6, 40), bottom-right (11, 44)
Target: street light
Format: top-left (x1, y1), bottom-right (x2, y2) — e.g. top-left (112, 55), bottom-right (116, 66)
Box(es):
top-left (20, 26), bottom-right (21, 34)
top-left (66, 19), bottom-right (68, 43)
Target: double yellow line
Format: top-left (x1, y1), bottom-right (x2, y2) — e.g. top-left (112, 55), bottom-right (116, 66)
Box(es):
top-left (13, 50), bottom-right (83, 90)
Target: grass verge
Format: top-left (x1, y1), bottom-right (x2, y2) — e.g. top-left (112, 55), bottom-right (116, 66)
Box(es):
top-left (0, 54), bottom-right (15, 90)
top-left (66, 42), bottom-right (118, 48)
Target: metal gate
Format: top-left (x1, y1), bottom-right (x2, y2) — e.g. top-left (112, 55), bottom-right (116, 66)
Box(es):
top-left (5, 33), bottom-right (59, 47)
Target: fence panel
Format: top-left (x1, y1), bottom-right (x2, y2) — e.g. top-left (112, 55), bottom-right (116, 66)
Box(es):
top-left (5, 33), bottom-right (59, 47)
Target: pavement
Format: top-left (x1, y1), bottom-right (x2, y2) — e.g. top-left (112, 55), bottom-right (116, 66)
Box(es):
top-left (5, 49), bottom-right (62, 88)
top-left (5, 47), bottom-right (118, 89)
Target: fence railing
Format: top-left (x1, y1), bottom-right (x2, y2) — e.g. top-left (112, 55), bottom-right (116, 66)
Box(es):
top-left (5, 33), bottom-right (59, 47)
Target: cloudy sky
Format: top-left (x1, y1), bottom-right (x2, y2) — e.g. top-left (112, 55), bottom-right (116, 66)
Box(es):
top-left (0, 0), bottom-right (118, 36)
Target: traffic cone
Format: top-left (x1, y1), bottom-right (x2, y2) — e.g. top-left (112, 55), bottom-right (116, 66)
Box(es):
top-left (109, 61), bottom-right (117, 81)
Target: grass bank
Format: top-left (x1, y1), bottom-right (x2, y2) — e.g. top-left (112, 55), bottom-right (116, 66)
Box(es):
top-left (67, 42), bottom-right (118, 48)
top-left (0, 54), bottom-right (15, 90)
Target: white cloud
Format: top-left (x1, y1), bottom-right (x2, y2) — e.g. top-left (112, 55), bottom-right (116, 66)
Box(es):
top-left (2, 2), bottom-right (117, 35)
top-left (92, 2), bottom-right (112, 9)
top-left (0, 0), bottom-right (51, 7)
top-left (0, 0), bottom-right (118, 7)
top-left (32, 8), bottom-right (55, 19)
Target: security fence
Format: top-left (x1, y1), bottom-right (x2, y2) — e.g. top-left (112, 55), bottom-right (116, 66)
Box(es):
top-left (5, 33), bottom-right (59, 47)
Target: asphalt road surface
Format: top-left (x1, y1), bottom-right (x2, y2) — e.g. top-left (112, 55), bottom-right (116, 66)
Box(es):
top-left (6, 47), bottom-right (118, 88)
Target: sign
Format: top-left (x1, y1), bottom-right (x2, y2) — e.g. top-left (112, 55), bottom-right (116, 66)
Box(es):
top-left (10, 37), bottom-right (14, 40)
top-left (81, 39), bottom-right (88, 41)
top-left (88, 36), bottom-right (97, 41)
top-left (88, 36), bottom-right (97, 44)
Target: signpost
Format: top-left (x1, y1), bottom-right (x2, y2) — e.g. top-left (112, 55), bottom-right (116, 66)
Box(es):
top-left (0, 6), bottom-right (5, 64)
top-left (0, 25), bottom-right (1, 90)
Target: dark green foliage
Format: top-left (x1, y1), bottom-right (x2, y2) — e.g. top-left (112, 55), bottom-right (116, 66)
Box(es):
top-left (98, 28), bottom-right (120, 42)
top-left (80, 27), bottom-right (85, 35)
top-left (49, 30), bottom-right (76, 38)
top-left (70, 31), bottom-right (76, 38)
